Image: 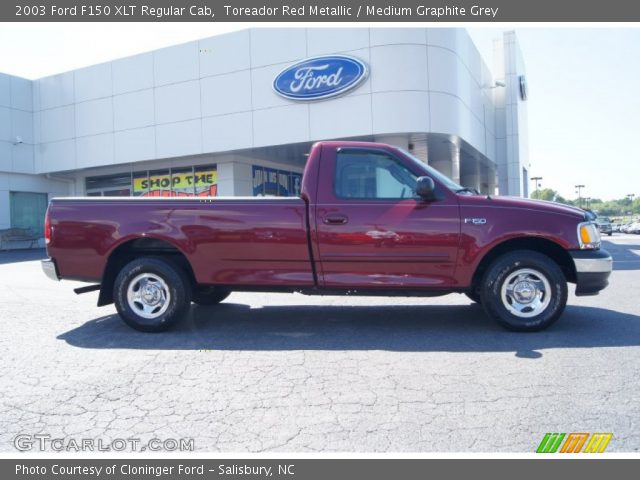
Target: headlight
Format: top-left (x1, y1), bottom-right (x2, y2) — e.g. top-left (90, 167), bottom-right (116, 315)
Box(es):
top-left (577, 222), bottom-right (601, 249)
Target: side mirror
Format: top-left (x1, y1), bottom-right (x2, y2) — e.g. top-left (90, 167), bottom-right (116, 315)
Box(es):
top-left (415, 176), bottom-right (435, 200)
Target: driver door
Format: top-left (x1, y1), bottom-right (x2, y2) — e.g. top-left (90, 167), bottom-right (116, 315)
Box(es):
top-left (314, 147), bottom-right (460, 288)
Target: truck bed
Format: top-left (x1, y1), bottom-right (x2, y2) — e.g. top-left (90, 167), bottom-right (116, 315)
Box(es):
top-left (46, 197), bottom-right (315, 286)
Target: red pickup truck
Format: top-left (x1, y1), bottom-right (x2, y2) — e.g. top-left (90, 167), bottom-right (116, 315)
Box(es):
top-left (42, 141), bottom-right (612, 332)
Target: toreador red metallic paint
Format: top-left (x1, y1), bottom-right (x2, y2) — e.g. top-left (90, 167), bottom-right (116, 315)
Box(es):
top-left (45, 141), bottom-right (588, 292)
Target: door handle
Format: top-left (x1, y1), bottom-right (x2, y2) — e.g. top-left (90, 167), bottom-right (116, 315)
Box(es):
top-left (323, 214), bottom-right (349, 225)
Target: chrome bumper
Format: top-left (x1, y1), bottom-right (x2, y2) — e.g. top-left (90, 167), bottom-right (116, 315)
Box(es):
top-left (572, 250), bottom-right (613, 273)
top-left (570, 249), bottom-right (612, 296)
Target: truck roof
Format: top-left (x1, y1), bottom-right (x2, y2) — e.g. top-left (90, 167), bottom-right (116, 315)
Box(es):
top-left (312, 140), bottom-right (396, 150)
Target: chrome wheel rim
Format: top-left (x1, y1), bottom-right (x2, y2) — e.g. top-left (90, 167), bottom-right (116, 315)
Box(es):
top-left (500, 268), bottom-right (551, 318)
top-left (126, 273), bottom-right (171, 320)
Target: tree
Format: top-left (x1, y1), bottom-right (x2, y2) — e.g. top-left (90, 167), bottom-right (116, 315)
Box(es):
top-left (531, 188), bottom-right (557, 201)
top-left (528, 189), bottom-right (639, 216)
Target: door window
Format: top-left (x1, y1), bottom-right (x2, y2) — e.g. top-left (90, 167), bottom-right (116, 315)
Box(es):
top-left (335, 151), bottom-right (417, 199)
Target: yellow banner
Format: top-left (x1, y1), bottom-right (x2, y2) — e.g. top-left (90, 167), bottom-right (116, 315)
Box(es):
top-left (134, 170), bottom-right (217, 193)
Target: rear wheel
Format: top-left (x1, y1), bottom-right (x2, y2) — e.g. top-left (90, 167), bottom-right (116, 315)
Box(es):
top-left (114, 257), bottom-right (191, 332)
top-left (480, 250), bottom-right (567, 332)
top-left (192, 286), bottom-right (231, 306)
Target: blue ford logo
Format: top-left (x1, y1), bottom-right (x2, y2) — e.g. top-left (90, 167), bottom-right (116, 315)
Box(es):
top-left (273, 55), bottom-right (368, 101)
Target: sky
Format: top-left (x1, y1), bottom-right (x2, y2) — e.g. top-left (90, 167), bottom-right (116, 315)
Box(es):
top-left (467, 27), bottom-right (640, 202)
top-left (0, 23), bottom-right (637, 201)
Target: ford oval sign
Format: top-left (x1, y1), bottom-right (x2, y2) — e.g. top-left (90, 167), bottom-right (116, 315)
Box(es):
top-left (273, 55), bottom-right (368, 101)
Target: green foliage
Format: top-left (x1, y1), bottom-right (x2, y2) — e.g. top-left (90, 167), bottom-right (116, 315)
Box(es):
top-left (530, 188), bottom-right (556, 201)
top-left (530, 189), bottom-right (639, 216)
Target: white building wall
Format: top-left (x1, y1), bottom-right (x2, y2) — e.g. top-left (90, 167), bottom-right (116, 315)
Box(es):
top-left (0, 73), bottom-right (35, 175)
top-left (1, 27), bottom-right (531, 218)
top-left (0, 72), bottom-right (72, 230)
top-left (28, 28), bottom-right (499, 176)
top-left (494, 31), bottom-right (530, 196)
top-left (0, 172), bottom-right (70, 230)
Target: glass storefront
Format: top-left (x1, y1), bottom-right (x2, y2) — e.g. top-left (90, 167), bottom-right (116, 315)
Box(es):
top-left (252, 165), bottom-right (302, 197)
top-left (86, 173), bottom-right (132, 197)
top-left (86, 163), bottom-right (301, 199)
top-left (86, 165), bottom-right (218, 197)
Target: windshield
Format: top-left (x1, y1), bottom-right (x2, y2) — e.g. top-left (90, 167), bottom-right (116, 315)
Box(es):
top-left (397, 148), bottom-right (465, 193)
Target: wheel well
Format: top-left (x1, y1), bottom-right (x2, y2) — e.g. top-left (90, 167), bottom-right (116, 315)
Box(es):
top-left (97, 237), bottom-right (195, 306)
top-left (470, 237), bottom-right (576, 293)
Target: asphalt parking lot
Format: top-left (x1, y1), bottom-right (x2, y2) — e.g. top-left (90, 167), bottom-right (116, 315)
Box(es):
top-left (1, 235), bottom-right (639, 453)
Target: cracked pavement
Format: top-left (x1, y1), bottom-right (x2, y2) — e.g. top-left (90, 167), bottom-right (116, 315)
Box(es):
top-left (0, 235), bottom-right (639, 452)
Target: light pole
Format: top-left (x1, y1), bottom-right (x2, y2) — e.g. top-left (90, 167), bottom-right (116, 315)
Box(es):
top-left (575, 184), bottom-right (585, 208)
top-left (531, 176), bottom-right (543, 198)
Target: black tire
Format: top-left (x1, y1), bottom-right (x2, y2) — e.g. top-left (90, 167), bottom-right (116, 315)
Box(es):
top-left (192, 286), bottom-right (231, 306)
top-left (607, 232), bottom-right (612, 236)
top-left (479, 250), bottom-right (567, 332)
top-left (465, 290), bottom-right (481, 304)
top-left (113, 256), bottom-right (192, 332)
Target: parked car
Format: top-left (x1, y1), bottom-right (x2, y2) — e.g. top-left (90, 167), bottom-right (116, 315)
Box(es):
top-left (595, 216), bottom-right (613, 236)
top-left (42, 141), bottom-right (612, 333)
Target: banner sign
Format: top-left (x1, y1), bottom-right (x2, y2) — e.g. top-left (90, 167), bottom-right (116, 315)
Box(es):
top-left (134, 169), bottom-right (218, 197)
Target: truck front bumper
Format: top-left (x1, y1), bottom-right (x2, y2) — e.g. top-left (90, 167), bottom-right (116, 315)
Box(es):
top-left (41, 258), bottom-right (60, 281)
top-left (570, 249), bottom-right (612, 296)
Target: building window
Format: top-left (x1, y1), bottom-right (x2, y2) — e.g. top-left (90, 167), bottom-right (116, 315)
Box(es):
top-left (144, 169), bottom-right (171, 197)
top-left (132, 171), bottom-right (149, 197)
top-left (171, 167), bottom-right (195, 196)
top-left (87, 165), bottom-right (218, 197)
top-left (193, 165), bottom-right (218, 197)
top-left (9, 192), bottom-right (48, 237)
top-left (252, 165), bottom-right (302, 197)
top-left (86, 173), bottom-right (132, 197)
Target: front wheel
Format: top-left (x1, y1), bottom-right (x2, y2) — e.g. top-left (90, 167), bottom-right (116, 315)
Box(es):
top-left (113, 257), bottom-right (192, 332)
top-left (480, 250), bottom-right (567, 332)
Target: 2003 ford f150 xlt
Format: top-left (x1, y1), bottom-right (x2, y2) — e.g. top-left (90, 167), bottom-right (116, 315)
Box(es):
top-left (42, 141), bottom-right (612, 332)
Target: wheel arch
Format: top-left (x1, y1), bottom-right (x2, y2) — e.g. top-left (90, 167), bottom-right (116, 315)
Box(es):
top-left (470, 236), bottom-right (576, 294)
top-left (98, 236), bottom-right (196, 307)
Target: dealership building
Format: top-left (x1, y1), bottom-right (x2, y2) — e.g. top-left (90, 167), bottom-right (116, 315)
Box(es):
top-left (0, 28), bottom-right (529, 245)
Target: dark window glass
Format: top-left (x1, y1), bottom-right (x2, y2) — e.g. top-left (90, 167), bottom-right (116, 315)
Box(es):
top-left (335, 152), bottom-right (417, 199)
top-left (103, 189), bottom-right (131, 197)
top-left (9, 192), bottom-right (48, 236)
top-left (86, 173), bottom-right (132, 195)
top-left (252, 166), bottom-right (265, 196)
